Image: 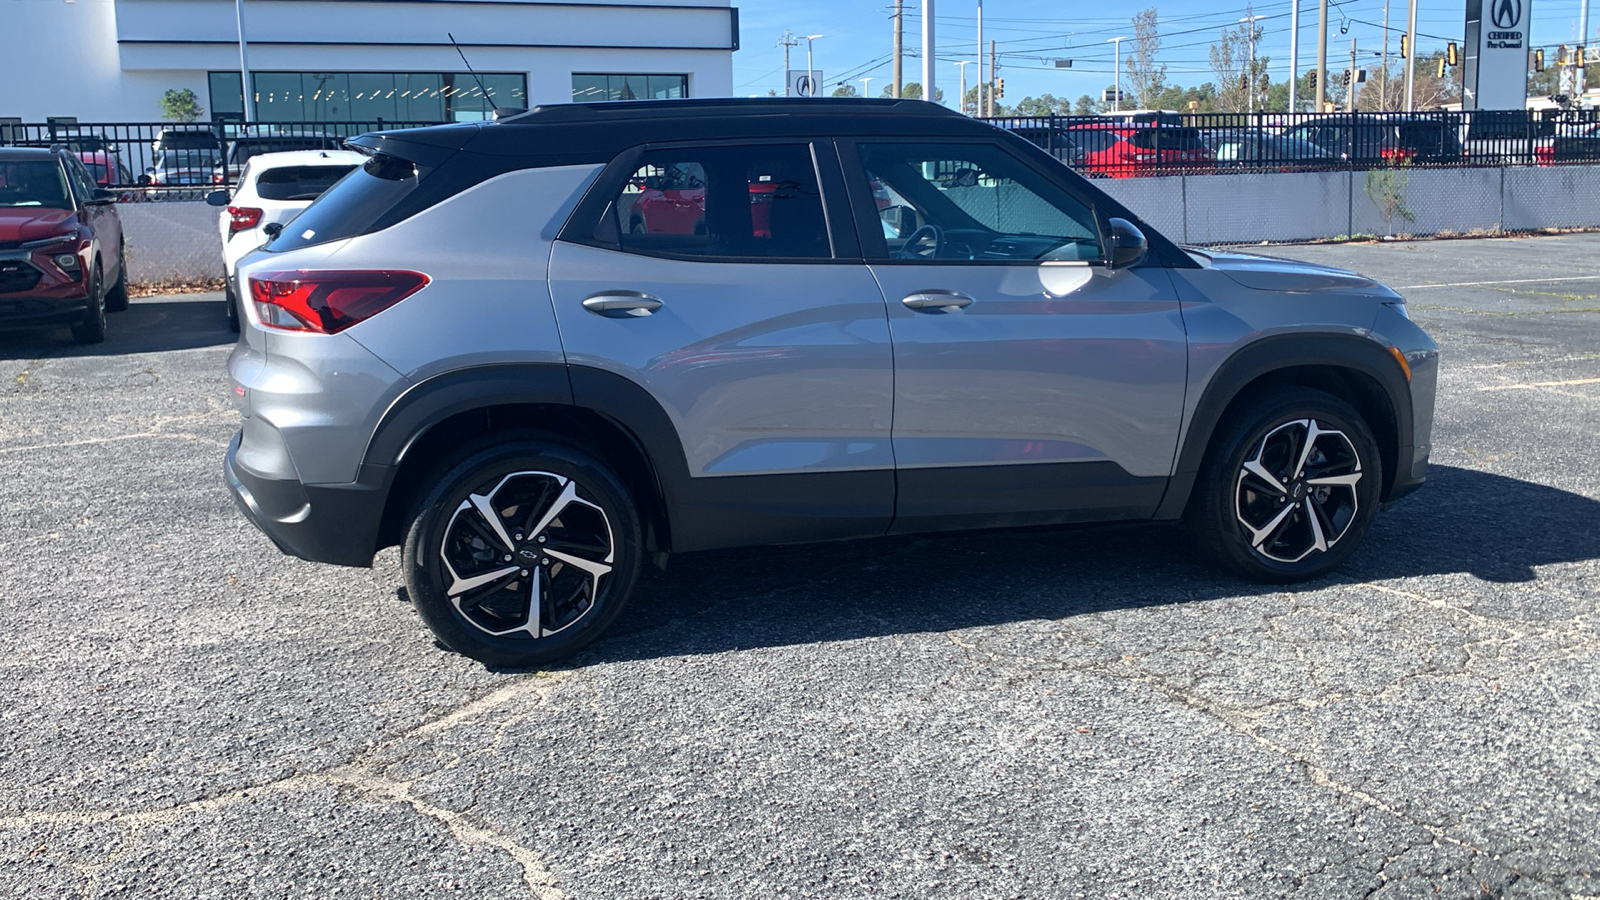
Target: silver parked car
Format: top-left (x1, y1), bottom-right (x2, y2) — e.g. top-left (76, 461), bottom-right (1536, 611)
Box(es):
top-left (225, 99), bottom-right (1438, 666)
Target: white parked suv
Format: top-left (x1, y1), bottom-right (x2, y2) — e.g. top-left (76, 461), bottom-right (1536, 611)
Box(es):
top-left (206, 149), bottom-right (365, 330)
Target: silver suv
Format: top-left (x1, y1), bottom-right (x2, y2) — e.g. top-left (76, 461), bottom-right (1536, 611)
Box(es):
top-left (224, 99), bottom-right (1438, 666)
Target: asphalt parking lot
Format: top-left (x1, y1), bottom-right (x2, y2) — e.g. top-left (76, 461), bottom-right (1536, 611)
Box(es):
top-left (1, 235), bottom-right (1596, 899)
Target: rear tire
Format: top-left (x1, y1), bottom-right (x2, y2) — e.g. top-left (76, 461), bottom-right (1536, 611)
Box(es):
top-left (225, 284), bottom-right (240, 333)
top-left (1185, 387), bottom-right (1382, 582)
top-left (70, 262), bottom-right (107, 345)
top-left (402, 441), bottom-right (642, 667)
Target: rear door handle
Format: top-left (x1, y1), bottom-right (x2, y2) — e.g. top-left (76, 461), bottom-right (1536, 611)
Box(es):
top-left (901, 291), bottom-right (974, 312)
top-left (582, 292), bottom-right (663, 317)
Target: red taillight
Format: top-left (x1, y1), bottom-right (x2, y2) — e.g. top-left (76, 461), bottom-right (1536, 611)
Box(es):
top-left (1380, 147), bottom-right (1416, 163)
top-left (1535, 145), bottom-right (1556, 165)
top-left (247, 270), bottom-right (430, 334)
top-left (228, 206), bottom-right (263, 233)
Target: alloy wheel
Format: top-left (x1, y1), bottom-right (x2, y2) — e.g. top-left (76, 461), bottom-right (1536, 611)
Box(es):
top-left (1233, 418), bottom-right (1363, 564)
top-left (438, 470), bottom-right (615, 639)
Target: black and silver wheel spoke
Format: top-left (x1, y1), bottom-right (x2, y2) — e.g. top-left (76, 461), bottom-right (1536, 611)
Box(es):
top-left (440, 471), bottom-right (615, 640)
top-left (1234, 418), bottom-right (1363, 565)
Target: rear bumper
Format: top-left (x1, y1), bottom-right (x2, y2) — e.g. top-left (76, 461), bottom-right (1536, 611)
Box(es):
top-left (224, 431), bottom-right (394, 568)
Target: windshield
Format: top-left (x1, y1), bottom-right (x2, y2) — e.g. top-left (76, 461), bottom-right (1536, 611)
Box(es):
top-left (0, 161), bottom-right (71, 208)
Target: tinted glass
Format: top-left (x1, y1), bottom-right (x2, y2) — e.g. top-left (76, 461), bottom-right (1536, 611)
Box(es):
top-left (268, 154), bottom-right (423, 251)
top-left (254, 165), bottom-right (359, 201)
top-left (606, 144), bottom-right (829, 260)
top-left (0, 161), bottom-right (71, 208)
top-left (856, 142), bottom-right (1101, 262)
top-left (1069, 129), bottom-right (1122, 152)
top-left (1127, 127), bottom-right (1205, 151)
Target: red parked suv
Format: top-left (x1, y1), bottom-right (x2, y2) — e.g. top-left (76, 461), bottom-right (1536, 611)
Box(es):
top-left (0, 147), bottom-right (129, 343)
top-left (1066, 123), bottom-right (1216, 178)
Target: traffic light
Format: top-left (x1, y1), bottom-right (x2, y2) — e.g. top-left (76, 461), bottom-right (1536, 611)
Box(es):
top-left (1240, 74), bottom-right (1250, 90)
top-left (1437, 57), bottom-right (1447, 78)
top-left (1447, 42), bottom-right (1458, 66)
top-left (1342, 68), bottom-right (1352, 86)
top-left (1308, 69), bottom-right (1318, 89)
top-left (1400, 35), bottom-right (1409, 58)
top-left (1534, 48), bottom-right (1545, 71)
top-left (1559, 44), bottom-right (1570, 66)
top-left (995, 78), bottom-right (1004, 99)
top-left (1580, 46), bottom-right (1589, 66)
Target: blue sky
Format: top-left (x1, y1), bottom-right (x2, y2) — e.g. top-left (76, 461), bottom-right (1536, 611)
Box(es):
top-left (733, 0), bottom-right (1599, 102)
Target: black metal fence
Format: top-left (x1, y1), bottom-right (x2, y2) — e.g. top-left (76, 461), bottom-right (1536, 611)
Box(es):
top-left (0, 119), bottom-right (445, 198)
top-left (983, 109), bottom-right (1600, 176)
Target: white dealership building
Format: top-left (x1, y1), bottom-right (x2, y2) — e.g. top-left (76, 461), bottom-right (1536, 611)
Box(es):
top-left (9, 0), bottom-right (738, 123)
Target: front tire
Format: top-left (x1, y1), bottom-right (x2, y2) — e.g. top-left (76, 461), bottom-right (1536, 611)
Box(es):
top-left (70, 262), bottom-right (107, 344)
top-left (1185, 387), bottom-right (1382, 582)
top-left (104, 244), bottom-right (129, 313)
top-left (402, 441), bottom-right (642, 667)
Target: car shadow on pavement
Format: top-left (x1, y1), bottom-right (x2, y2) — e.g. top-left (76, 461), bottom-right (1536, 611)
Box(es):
top-left (581, 464), bottom-right (1600, 665)
top-left (0, 295), bottom-right (235, 360)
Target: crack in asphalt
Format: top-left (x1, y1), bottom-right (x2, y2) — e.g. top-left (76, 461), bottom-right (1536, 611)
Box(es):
top-left (0, 672), bottom-right (576, 898)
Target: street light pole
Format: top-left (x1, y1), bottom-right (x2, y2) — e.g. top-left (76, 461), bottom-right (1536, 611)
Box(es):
top-left (860, 76), bottom-right (874, 98)
top-left (955, 60), bottom-right (973, 114)
top-left (1108, 36), bottom-right (1127, 112)
top-left (805, 34), bottom-right (823, 97)
top-left (1241, 14), bottom-right (1266, 114)
top-left (1289, 0), bottom-right (1301, 111)
top-left (1403, 0), bottom-right (1417, 110)
top-left (235, 0), bottom-right (252, 122)
top-left (922, 0), bottom-right (936, 103)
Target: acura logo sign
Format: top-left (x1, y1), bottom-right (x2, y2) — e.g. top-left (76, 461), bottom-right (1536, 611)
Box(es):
top-left (1491, 0), bottom-right (1521, 29)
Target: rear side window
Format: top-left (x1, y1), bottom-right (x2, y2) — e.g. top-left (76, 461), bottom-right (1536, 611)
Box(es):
top-left (1127, 127), bottom-right (1205, 151)
top-left (1069, 130), bottom-right (1122, 152)
top-left (601, 143), bottom-right (830, 260)
top-left (254, 165), bottom-right (358, 201)
top-left (268, 154), bottom-right (424, 251)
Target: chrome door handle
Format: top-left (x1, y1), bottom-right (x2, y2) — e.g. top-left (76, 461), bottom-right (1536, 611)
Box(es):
top-left (901, 291), bottom-right (974, 312)
top-left (582, 292), bottom-right (663, 317)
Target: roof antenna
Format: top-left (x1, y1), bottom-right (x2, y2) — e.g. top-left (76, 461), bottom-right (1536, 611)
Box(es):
top-left (448, 33), bottom-right (526, 119)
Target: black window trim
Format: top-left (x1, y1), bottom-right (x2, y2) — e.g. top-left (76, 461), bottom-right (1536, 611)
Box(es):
top-left (557, 137), bottom-right (861, 265)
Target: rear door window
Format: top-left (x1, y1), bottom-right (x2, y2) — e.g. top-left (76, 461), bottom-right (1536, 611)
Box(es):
top-left (268, 153), bottom-right (425, 251)
top-left (1127, 128), bottom-right (1205, 151)
top-left (602, 143), bottom-right (831, 260)
top-left (253, 165), bottom-right (359, 201)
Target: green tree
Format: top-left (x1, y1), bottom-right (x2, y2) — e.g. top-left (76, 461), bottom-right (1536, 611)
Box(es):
top-left (882, 82), bottom-right (945, 104)
top-left (159, 88), bottom-right (205, 122)
top-left (832, 84), bottom-right (859, 98)
top-left (1073, 94), bottom-right (1101, 114)
top-left (1127, 8), bottom-right (1168, 110)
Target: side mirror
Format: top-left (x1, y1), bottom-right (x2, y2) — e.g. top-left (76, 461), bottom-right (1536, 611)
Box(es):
top-left (91, 188), bottom-right (119, 204)
top-left (262, 222), bottom-right (284, 239)
top-left (1104, 217), bottom-right (1147, 269)
top-left (137, 174), bottom-right (152, 186)
top-left (205, 189), bottom-right (229, 207)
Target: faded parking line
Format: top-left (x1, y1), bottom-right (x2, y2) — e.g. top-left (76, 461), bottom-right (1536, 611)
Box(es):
top-left (1396, 275), bottom-right (1600, 290)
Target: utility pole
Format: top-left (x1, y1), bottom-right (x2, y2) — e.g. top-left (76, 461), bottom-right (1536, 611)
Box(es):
top-left (1380, 0), bottom-right (1390, 110)
top-left (1347, 39), bottom-right (1358, 111)
top-left (1316, 0), bottom-right (1329, 111)
top-left (977, 0), bottom-right (984, 115)
top-left (1109, 36), bottom-right (1127, 113)
top-left (780, 30), bottom-right (800, 96)
top-left (1242, 14), bottom-right (1266, 114)
top-left (1289, 0), bottom-right (1300, 111)
top-left (235, 0), bottom-right (252, 122)
top-left (922, 0), bottom-right (936, 103)
top-left (979, 39), bottom-right (992, 115)
top-left (1579, 0), bottom-right (1591, 99)
top-left (892, 0), bottom-right (903, 97)
top-left (1404, 0), bottom-right (1418, 111)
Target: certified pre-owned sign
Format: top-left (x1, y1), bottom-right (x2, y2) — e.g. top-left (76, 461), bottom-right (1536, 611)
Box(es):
top-left (1466, 0), bottom-right (1533, 109)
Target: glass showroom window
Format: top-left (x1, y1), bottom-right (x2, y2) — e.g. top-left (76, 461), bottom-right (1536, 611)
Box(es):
top-left (209, 72), bottom-right (528, 123)
top-left (572, 74), bottom-right (688, 102)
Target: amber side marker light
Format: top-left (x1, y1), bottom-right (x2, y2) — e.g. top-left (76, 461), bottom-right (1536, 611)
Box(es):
top-left (1388, 346), bottom-right (1412, 382)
